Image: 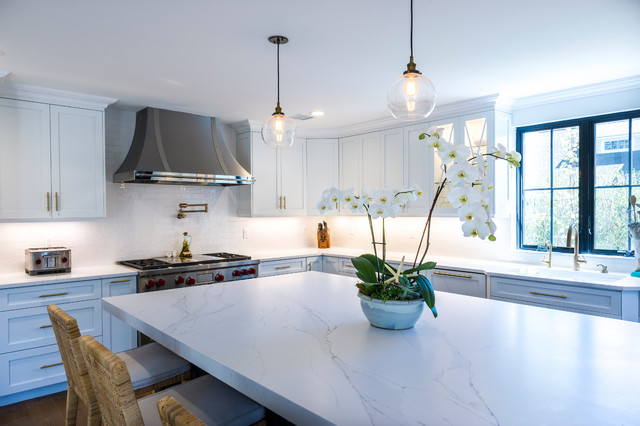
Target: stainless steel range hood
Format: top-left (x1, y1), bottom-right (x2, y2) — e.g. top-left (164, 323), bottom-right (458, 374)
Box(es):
top-left (113, 108), bottom-right (254, 186)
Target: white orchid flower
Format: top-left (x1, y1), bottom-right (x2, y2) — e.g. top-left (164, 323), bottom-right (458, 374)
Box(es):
top-left (462, 219), bottom-right (491, 239)
top-left (446, 162), bottom-right (480, 185)
top-left (369, 203), bottom-right (392, 219)
top-left (457, 202), bottom-right (486, 222)
top-left (374, 190), bottom-right (392, 205)
top-left (426, 125), bottom-right (445, 139)
top-left (490, 144), bottom-right (507, 158)
top-left (322, 187), bottom-right (341, 205)
top-left (394, 189), bottom-right (416, 204)
top-left (438, 143), bottom-right (470, 164)
top-left (447, 185), bottom-right (482, 208)
top-left (347, 199), bottom-right (364, 213)
top-left (360, 187), bottom-right (375, 204)
top-left (508, 150), bottom-right (522, 163)
top-left (340, 188), bottom-right (355, 204)
top-left (316, 199), bottom-right (334, 214)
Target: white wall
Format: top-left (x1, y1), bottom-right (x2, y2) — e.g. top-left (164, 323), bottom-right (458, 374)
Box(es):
top-left (0, 109), bottom-right (316, 272)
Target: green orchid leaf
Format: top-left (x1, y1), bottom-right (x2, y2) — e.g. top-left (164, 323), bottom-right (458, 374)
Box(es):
top-left (359, 254), bottom-right (397, 274)
top-left (351, 256), bottom-right (378, 283)
top-left (414, 275), bottom-right (438, 318)
top-left (402, 261), bottom-right (437, 275)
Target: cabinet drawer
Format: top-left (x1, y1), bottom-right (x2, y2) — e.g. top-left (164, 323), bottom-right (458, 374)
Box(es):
top-left (0, 280), bottom-right (101, 311)
top-left (259, 258), bottom-right (307, 277)
top-left (0, 300), bottom-right (102, 354)
top-left (0, 337), bottom-right (102, 396)
top-left (429, 269), bottom-right (487, 298)
top-left (490, 276), bottom-right (621, 316)
top-left (338, 258), bottom-right (358, 277)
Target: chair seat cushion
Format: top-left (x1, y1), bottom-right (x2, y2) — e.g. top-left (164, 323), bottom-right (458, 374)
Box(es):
top-left (138, 375), bottom-right (266, 426)
top-left (117, 342), bottom-right (191, 390)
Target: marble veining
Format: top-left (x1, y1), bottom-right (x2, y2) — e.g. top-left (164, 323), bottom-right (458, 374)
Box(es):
top-left (102, 271), bottom-right (640, 425)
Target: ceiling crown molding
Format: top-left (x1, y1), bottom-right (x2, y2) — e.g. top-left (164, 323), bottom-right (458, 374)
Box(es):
top-left (512, 75), bottom-right (640, 110)
top-left (0, 82), bottom-right (118, 110)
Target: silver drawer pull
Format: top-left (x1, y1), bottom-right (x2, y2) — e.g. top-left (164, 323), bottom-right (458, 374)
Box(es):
top-left (40, 324), bottom-right (53, 329)
top-left (434, 271), bottom-right (471, 279)
top-left (40, 362), bottom-right (63, 369)
top-left (110, 279), bottom-right (131, 284)
top-left (39, 292), bottom-right (69, 298)
top-left (530, 291), bottom-right (567, 299)
top-left (275, 266), bottom-right (291, 270)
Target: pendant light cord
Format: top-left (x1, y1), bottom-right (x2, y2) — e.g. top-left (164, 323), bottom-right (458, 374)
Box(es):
top-left (276, 38), bottom-right (281, 107)
top-left (410, 0), bottom-right (414, 58)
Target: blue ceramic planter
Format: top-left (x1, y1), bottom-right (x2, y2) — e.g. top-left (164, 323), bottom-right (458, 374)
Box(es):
top-left (357, 293), bottom-right (424, 330)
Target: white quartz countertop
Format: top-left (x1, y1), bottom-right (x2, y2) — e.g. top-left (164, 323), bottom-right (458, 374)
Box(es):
top-left (102, 271), bottom-right (640, 425)
top-left (0, 265), bottom-right (137, 289)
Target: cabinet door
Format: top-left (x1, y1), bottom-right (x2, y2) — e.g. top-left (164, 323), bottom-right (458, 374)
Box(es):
top-left (430, 119), bottom-right (459, 215)
top-left (306, 256), bottom-right (322, 272)
top-left (251, 134), bottom-right (280, 216)
top-left (339, 136), bottom-right (360, 191)
top-left (381, 129), bottom-right (405, 191)
top-left (51, 106), bottom-right (105, 218)
top-left (322, 256), bottom-right (340, 275)
top-left (101, 277), bottom-right (136, 353)
top-left (360, 132), bottom-right (382, 190)
top-left (428, 269), bottom-right (487, 298)
top-left (279, 138), bottom-right (306, 216)
top-left (404, 124), bottom-right (432, 215)
top-left (0, 99), bottom-right (51, 219)
top-left (306, 139), bottom-right (339, 215)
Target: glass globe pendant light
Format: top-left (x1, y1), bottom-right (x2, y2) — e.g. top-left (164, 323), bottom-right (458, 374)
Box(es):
top-left (387, 0), bottom-right (436, 121)
top-left (262, 36), bottom-right (295, 148)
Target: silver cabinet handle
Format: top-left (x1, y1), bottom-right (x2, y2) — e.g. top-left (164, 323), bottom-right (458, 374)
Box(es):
top-left (530, 291), bottom-right (567, 299)
top-left (433, 271), bottom-right (471, 279)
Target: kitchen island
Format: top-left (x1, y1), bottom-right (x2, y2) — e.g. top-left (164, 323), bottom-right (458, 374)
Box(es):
top-left (102, 271), bottom-right (640, 425)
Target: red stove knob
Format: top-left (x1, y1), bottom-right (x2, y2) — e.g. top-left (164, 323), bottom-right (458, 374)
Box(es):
top-left (215, 273), bottom-right (224, 282)
top-left (241, 269), bottom-right (249, 276)
top-left (157, 278), bottom-right (166, 287)
top-left (175, 276), bottom-right (185, 285)
top-left (35, 258), bottom-right (42, 265)
top-left (186, 277), bottom-right (196, 286)
top-left (146, 279), bottom-right (156, 288)
top-left (61, 257), bottom-right (68, 263)
top-left (248, 267), bottom-right (256, 275)
top-left (232, 270), bottom-right (241, 277)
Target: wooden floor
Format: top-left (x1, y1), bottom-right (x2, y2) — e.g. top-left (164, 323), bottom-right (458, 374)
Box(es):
top-left (0, 391), bottom-right (88, 426)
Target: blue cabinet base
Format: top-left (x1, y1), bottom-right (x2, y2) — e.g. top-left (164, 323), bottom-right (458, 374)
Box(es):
top-left (0, 381), bottom-right (67, 407)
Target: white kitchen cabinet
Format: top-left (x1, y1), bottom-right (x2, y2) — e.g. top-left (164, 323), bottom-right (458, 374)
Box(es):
top-left (490, 275), bottom-right (622, 318)
top-left (259, 257), bottom-right (308, 277)
top-left (427, 268), bottom-right (487, 298)
top-left (322, 256), bottom-right (358, 277)
top-left (0, 98), bottom-right (106, 220)
top-left (339, 133), bottom-right (383, 215)
top-left (306, 139), bottom-right (339, 215)
top-left (306, 256), bottom-right (323, 272)
top-left (101, 276), bottom-right (136, 354)
top-left (237, 132), bottom-right (306, 216)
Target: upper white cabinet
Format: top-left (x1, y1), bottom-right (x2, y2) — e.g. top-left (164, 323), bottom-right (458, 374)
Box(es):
top-left (306, 139), bottom-right (339, 215)
top-left (0, 89), bottom-right (113, 220)
top-left (237, 131), bottom-right (306, 216)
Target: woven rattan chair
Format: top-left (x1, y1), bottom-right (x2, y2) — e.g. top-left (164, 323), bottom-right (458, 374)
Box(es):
top-left (157, 395), bottom-right (205, 426)
top-left (48, 304), bottom-right (191, 425)
top-left (78, 334), bottom-right (266, 426)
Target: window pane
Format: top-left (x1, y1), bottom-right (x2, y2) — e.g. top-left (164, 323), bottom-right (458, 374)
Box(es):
top-left (595, 120), bottom-right (629, 187)
top-left (522, 190), bottom-right (551, 246)
top-left (464, 118), bottom-right (487, 153)
top-left (552, 127), bottom-right (579, 188)
top-left (433, 122), bottom-right (455, 209)
top-left (552, 189), bottom-right (579, 247)
top-left (522, 130), bottom-right (550, 189)
top-left (594, 187), bottom-right (628, 251)
top-left (632, 118), bottom-right (640, 185)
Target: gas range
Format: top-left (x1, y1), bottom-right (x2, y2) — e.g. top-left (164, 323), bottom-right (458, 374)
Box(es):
top-left (119, 252), bottom-right (259, 292)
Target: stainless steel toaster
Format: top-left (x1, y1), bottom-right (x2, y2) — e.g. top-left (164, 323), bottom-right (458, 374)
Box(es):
top-left (25, 247), bottom-right (71, 275)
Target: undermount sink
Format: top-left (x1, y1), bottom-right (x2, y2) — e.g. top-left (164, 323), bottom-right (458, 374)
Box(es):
top-left (503, 266), bottom-right (626, 283)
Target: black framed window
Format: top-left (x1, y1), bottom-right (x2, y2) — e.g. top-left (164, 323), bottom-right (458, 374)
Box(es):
top-left (517, 109), bottom-right (640, 255)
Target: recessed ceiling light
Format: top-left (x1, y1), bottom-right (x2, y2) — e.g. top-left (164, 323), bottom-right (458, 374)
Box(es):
top-left (310, 111), bottom-right (325, 117)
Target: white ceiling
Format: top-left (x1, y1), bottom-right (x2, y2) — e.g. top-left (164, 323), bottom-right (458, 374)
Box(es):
top-left (0, 0), bottom-right (639, 129)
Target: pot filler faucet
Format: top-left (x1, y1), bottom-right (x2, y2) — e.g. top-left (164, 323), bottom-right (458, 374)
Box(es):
top-left (566, 225), bottom-right (587, 271)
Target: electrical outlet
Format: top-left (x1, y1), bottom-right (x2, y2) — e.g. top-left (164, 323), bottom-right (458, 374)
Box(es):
top-left (243, 228), bottom-right (249, 239)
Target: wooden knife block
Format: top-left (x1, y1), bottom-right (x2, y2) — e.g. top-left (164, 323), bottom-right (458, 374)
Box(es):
top-left (317, 229), bottom-right (331, 248)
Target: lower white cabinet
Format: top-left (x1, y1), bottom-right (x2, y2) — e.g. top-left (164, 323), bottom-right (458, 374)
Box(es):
top-left (490, 275), bottom-right (622, 318)
top-left (306, 256), bottom-right (323, 272)
top-left (259, 258), bottom-right (308, 277)
top-left (428, 269), bottom-right (487, 298)
top-left (101, 277), bottom-right (137, 354)
top-left (322, 256), bottom-right (358, 277)
top-left (0, 274), bottom-right (136, 404)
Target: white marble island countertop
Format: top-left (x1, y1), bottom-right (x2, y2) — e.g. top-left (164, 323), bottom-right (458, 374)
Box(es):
top-left (103, 271), bottom-right (640, 425)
